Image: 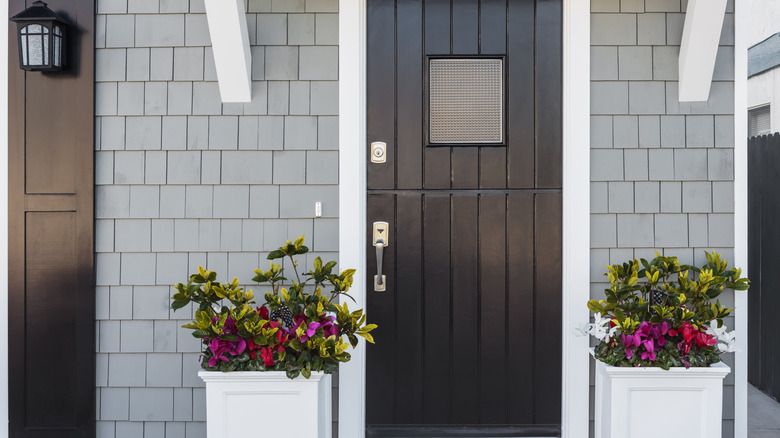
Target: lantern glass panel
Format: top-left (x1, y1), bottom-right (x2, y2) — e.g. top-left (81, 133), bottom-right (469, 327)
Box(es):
top-left (21, 24), bottom-right (50, 66)
top-left (20, 35), bottom-right (27, 65)
top-left (53, 26), bottom-right (62, 67)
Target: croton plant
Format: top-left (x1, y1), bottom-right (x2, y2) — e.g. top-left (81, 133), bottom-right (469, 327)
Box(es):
top-left (585, 252), bottom-right (749, 369)
top-left (171, 236), bottom-right (376, 379)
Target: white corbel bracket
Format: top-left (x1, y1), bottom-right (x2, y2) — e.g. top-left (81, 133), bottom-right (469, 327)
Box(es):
top-left (204, 0), bottom-right (252, 102)
top-left (678, 0), bottom-right (728, 102)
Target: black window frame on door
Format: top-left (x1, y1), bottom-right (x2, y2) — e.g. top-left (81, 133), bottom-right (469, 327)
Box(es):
top-left (424, 54), bottom-right (508, 148)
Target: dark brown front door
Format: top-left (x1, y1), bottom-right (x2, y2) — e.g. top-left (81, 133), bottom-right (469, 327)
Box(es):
top-left (365, 0), bottom-right (562, 436)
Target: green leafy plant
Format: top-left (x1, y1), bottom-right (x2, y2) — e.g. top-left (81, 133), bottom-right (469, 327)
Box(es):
top-left (172, 236), bottom-right (376, 379)
top-left (584, 251), bottom-right (748, 370)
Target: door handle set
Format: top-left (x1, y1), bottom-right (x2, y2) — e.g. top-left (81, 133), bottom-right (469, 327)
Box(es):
top-left (372, 221), bottom-right (389, 292)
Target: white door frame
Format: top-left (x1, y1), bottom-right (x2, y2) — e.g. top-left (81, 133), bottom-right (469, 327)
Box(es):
top-left (337, 0), bottom-right (591, 436)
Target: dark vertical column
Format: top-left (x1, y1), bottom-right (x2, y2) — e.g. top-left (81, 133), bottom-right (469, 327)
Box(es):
top-left (506, 192), bottom-right (534, 423)
top-left (506, 0), bottom-right (535, 189)
top-left (422, 194), bottom-right (452, 423)
top-left (477, 194), bottom-right (507, 423)
top-left (8, 0), bottom-right (95, 436)
top-left (393, 194), bottom-right (423, 423)
top-left (533, 193), bottom-right (562, 424)
top-left (423, 0), bottom-right (452, 189)
top-left (535, 0), bottom-right (563, 189)
top-left (367, 0), bottom-right (397, 190)
top-left (396, 0), bottom-right (424, 190)
top-left (450, 194), bottom-right (479, 423)
top-left (366, 193), bottom-right (398, 424)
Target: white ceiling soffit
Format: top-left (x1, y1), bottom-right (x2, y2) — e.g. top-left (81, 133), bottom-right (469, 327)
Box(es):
top-left (678, 0), bottom-right (728, 102)
top-left (204, 0), bottom-right (252, 102)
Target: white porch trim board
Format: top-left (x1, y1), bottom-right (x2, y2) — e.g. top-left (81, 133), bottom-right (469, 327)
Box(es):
top-left (202, 0), bottom-right (252, 102)
top-left (678, 0), bottom-right (729, 102)
top-left (735, 0), bottom-right (749, 437)
top-left (338, 0), bottom-right (368, 436)
top-left (337, 0), bottom-right (591, 436)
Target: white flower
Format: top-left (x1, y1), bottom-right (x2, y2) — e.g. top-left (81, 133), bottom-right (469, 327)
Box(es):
top-left (575, 313), bottom-right (617, 342)
top-left (707, 323), bottom-right (739, 353)
top-left (573, 322), bottom-right (593, 337)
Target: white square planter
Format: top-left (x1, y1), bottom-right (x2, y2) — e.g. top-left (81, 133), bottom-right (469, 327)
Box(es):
top-left (594, 359), bottom-right (730, 438)
top-left (199, 371), bottom-right (332, 438)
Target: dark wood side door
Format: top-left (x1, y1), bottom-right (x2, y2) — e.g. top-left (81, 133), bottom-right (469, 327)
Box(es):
top-left (8, 0), bottom-right (95, 436)
top-left (365, 0), bottom-right (562, 436)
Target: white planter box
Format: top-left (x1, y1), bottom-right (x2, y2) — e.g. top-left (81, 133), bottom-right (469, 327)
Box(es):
top-left (594, 359), bottom-right (730, 438)
top-left (199, 371), bottom-right (332, 438)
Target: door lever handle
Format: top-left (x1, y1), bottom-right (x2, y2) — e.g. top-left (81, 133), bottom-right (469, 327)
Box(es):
top-left (373, 222), bottom-right (389, 292)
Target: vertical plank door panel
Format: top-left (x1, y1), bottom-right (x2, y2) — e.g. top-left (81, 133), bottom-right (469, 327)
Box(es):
top-left (506, 192), bottom-right (535, 423)
top-left (366, 193), bottom-right (398, 424)
top-left (393, 194), bottom-right (424, 423)
top-left (422, 194), bottom-right (453, 424)
top-left (396, 0), bottom-right (424, 189)
top-left (535, 0), bottom-right (563, 189)
top-left (423, 0), bottom-right (452, 189)
top-left (450, 194), bottom-right (480, 424)
top-left (533, 193), bottom-right (563, 424)
top-left (478, 194), bottom-right (508, 424)
top-left (367, 0), bottom-right (397, 189)
top-left (506, 0), bottom-right (536, 189)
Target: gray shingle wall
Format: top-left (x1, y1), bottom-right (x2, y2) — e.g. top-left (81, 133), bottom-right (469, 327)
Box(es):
top-left (590, 0), bottom-right (736, 436)
top-left (95, 0), bottom-right (339, 436)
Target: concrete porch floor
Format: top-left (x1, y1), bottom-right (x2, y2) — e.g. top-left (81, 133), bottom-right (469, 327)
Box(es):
top-left (750, 384), bottom-right (780, 437)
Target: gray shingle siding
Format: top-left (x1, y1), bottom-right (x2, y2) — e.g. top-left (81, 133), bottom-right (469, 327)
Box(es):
top-left (95, 0), bottom-right (339, 436)
top-left (590, 0), bottom-right (736, 436)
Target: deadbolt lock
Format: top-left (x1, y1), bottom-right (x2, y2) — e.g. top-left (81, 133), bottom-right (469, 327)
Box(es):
top-left (370, 142), bottom-right (386, 164)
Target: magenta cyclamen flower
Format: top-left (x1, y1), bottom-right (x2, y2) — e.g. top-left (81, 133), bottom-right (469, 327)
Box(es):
top-left (207, 330), bottom-right (247, 367)
top-left (621, 321), bottom-right (672, 362)
top-left (321, 321), bottom-right (338, 338)
top-left (621, 333), bottom-right (640, 359)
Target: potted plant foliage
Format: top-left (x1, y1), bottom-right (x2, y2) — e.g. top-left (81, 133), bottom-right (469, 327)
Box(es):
top-left (171, 236), bottom-right (376, 438)
top-left (583, 252), bottom-right (748, 438)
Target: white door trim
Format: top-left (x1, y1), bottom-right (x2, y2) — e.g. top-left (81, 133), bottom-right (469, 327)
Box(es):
top-left (337, 0), bottom-right (590, 436)
top-left (337, 0), bottom-right (368, 436)
top-left (560, 0), bottom-right (591, 436)
top-left (734, 1), bottom-right (748, 437)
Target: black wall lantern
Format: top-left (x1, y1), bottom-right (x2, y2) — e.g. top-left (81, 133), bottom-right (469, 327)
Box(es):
top-left (10, 1), bottom-right (68, 71)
